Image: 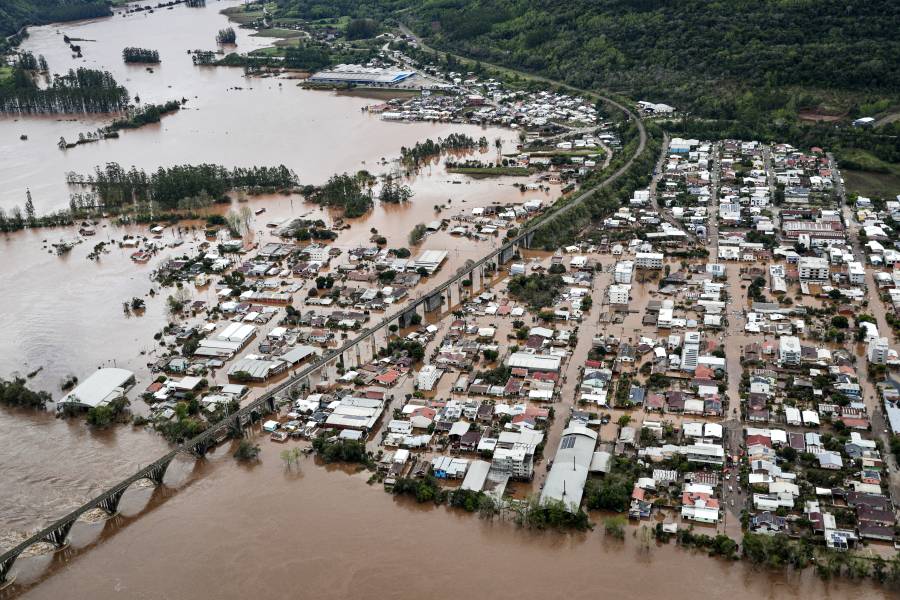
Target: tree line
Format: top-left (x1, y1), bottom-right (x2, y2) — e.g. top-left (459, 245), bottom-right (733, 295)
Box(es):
top-left (0, 67), bottom-right (129, 114)
top-left (74, 162), bottom-right (298, 210)
top-left (122, 47), bottom-right (160, 64)
top-left (400, 133), bottom-right (487, 167)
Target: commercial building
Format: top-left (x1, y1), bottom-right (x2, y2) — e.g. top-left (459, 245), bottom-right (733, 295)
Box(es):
top-left (506, 352), bottom-right (562, 373)
top-left (413, 250), bottom-right (449, 274)
top-left (227, 357), bottom-right (285, 381)
top-left (325, 396), bottom-right (385, 432)
top-left (57, 368), bottom-right (135, 409)
top-left (197, 322), bottom-right (257, 358)
top-left (540, 424), bottom-right (597, 512)
top-left (779, 336), bottom-right (801, 365)
top-left (308, 64), bottom-right (415, 86)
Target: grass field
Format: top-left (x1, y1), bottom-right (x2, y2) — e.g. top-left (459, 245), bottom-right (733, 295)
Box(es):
top-left (838, 148), bottom-right (900, 199)
top-left (0, 65), bottom-right (13, 86)
top-left (843, 170), bottom-right (900, 199)
top-left (447, 166), bottom-right (531, 177)
top-left (250, 28), bottom-right (303, 38)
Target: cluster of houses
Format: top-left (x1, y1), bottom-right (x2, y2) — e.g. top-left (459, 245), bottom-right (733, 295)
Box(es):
top-left (374, 74), bottom-right (598, 129)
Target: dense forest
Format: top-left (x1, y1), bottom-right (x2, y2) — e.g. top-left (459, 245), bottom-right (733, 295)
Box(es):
top-left (74, 163), bottom-right (298, 210)
top-left (0, 67), bottom-right (129, 114)
top-left (0, 0), bottom-right (110, 48)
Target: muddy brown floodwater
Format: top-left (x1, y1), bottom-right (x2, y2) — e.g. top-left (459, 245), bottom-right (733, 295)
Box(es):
top-left (5, 436), bottom-right (897, 600)
top-left (0, 0), bottom-right (525, 538)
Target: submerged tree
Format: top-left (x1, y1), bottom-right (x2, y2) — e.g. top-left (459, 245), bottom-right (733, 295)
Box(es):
top-left (216, 27), bottom-right (237, 44)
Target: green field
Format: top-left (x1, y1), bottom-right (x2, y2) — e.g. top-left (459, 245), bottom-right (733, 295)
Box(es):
top-left (250, 27), bottom-right (304, 38)
top-left (843, 170), bottom-right (900, 199)
top-left (838, 148), bottom-right (900, 198)
top-left (447, 166), bottom-right (531, 177)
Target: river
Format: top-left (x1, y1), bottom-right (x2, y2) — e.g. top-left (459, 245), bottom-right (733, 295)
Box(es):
top-left (0, 3), bottom-right (896, 599)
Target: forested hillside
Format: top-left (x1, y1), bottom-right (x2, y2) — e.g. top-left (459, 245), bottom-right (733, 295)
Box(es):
top-left (274, 0), bottom-right (899, 113)
top-left (0, 0), bottom-right (110, 42)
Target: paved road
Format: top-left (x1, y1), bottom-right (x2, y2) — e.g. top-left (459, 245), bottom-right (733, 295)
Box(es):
top-left (831, 153), bottom-right (900, 504)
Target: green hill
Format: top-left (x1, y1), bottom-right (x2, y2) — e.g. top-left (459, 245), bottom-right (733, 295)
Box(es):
top-left (273, 0), bottom-right (900, 116)
top-left (0, 0), bottom-right (111, 44)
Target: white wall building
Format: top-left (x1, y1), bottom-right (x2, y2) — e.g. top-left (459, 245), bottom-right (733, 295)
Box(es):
top-left (798, 256), bottom-right (830, 282)
top-left (635, 252), bottom-right (664, 270)
top-left (779, 336), bottom-right (801, 365)
top-left (614, 260), bottom-right (634, 284)
top-left (608, 284), bottom-right (631, 305)
top-left (416, 365), bottom-right (443, 391)
top-left (868, 337), bottom-right (889, 365)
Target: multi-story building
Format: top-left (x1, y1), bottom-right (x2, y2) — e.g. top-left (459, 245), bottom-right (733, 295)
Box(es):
top-left (779, 336), bottom-right (801, 365)
top-left (614, 260), bottom-right (634, 284)
top-left (608, 284), bottom-right (631, 305)
top-left (798, 256), bottom-right (830, 282)
top-left (635, 252), bottom-right (664, 270)
top-left (681, 331), bottom-right (701, 372)
top-left (847, 261), bottom-right (866, 286)
top-left (868, 337), bottom-right (889, 365)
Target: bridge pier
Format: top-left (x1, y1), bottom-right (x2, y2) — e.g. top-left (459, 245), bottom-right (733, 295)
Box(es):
top-left (228, 414), bottom-right (244, 439)
top-left (42, 519), bottom-right (75, 548)
top-left (264, 395), bottom-right (276, 414)
top-left (398, 308), bottom-right (418, 328)
top-left (147, 456), bottom-right (174, 486)
top-left (0, 554), bottom-right (17, 584)
top-left (498, 244), bottom-right (515, 265)
top-left (424, 292), bottom-right (442, 313)
top-left (521, 231), bottom-right (535, 249)
top-left (191, 440), bottom-right (210, 458)
top-left (98, 488), bottom-right (127, 515)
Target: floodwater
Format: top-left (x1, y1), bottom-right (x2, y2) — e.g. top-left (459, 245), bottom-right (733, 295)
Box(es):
top-left (0, 0), bottom-right (526, 535)
top-left (5, 435), bottom-right (897, 600)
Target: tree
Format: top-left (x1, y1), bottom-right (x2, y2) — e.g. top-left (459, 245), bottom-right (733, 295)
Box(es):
top-left (280, 447), bottom-right (303, 469)
top-left (346, 18), bottom-right (378, 40)
top-left (409, 222), bottom-right (427, 246)
top-left (234, 440), bottom-right (261, 461)
top-left (830, 315), bottom-right (849, 328)
top-left (24, 189), bottom-right (35, 224)
top-left (603, 516), bottom-right (626, 539)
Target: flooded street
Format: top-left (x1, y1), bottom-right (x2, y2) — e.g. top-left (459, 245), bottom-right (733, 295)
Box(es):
top-left (6, 435), bottom-right (896, 600)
